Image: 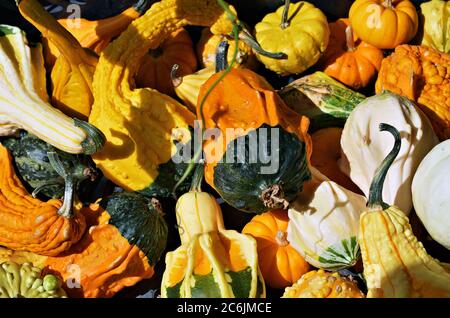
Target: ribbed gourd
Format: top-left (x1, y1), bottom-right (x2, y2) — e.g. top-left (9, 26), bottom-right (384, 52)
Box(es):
top-left (418, 0), bottom-right (450, 54)
top-left (161, 165), bottom-right (265, 298)
top-left (89, 0), bottom-right (240, 198)
top-left (0, 144), bottom-right (86, 256)
top-left (0, 262), bottom-right (66, 298)
top-left (359, 123), bottom-right (450, 298)
top-left (0, 24), bottom-right (104, 154)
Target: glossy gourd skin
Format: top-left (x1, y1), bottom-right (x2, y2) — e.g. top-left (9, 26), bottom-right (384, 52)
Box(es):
top-left (418, 0), bottom-right (450, 54)
top-left (89, 0), bottom-right (237, 196)
top-left (318, 19), bottom-right (384, 90)
top-left (0, 25), bottom-right (104, 155)
top-left (242, 210), bottom-right (310, 289)
top-left (0, 262), bottom-right (66, 298)
top-left (375, 45), bottom-right (450, 140)
top-left (349, 0), bottom-right (419, 49)
top-left (288, 168), bottom-right (366, 270)
top-left (279, 72), bottom-right (365, 132)
top-left (0, 144), bottom-right (86, 256)
top-left (254, 1), bottom-right (330, 75)
top-left (136, 28), bottom-right (198, 96)
top-left (282, 270), bottom-right (364, 298)
top-left (198, 67), bottom-right (312, 214)
top-left (359, 123), bottom-right (450, 298)
top-left (340, 91), bottom-right (438, 214)
top-left (45, 193), bottom-right (168, 298)
top-left (412, 140), bottom-right (450, 249)
top-left (161, 166), bottom-right (265, 298)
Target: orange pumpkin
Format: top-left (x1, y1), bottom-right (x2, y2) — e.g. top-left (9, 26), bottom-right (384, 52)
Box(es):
top-left (311, 127), bottom-right (362, 194)
top-left (242, 210), bottom-right (310, 289)
top-left (135, 28), bottom-right (197, 96)
top-left (319, 19), bottom-right (384, 90)
top-left (349, 0), bottom-right (418, 49)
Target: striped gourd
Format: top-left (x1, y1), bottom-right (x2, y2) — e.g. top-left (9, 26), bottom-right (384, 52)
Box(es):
top-left (287, 168), bottom-right (366, 270)
top-left (0, 25), bottom-right (104, 154)
top-left (161, 165), bottom-right (266, 298)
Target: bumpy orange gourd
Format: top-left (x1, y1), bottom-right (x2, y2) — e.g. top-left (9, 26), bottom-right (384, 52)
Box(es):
top-left (44, 204), bottom-right (154, 298)
top-left (242, 210), bottom-right (309, 289)
top-left (349, 0), bottom-right (418, 49)
top-left (282, 270), bottom-right (365, 298)
top-left (136, 28), bottom-right (197, 96)
top-left (375, 45), bottom-right (450, 139)
top-left (319, 19), bottom-right (383, 90)
top-left (43, 1), bottom-right (148, 66)
top-left (311, 128), bottom-right (361, 194)
top-left (196, 28), bottom-right (258, 70)
top-left (0, 145), bottom-right (86, 256)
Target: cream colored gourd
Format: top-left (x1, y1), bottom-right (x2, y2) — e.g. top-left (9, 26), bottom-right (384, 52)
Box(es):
top-left (412, 140), bottom-right (450, 250)
top-left (340, 92), bottom-right (438, 214)
top-left (0, 25), bottom-right (103, 154)
top-left (287, 168), bottom-right (366, 270)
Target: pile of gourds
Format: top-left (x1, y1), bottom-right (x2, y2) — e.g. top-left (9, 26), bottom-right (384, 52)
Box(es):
top-left (0, 0), bottom-right (449, 298)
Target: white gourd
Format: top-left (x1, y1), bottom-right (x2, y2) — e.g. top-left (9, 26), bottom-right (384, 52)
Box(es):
top-left (339, 92), bottom-right (438, 214)
top-left (412, 140), bottom-right (450, 250)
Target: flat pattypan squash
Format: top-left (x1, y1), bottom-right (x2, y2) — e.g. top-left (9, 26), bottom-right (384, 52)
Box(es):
top-left (412, 140), bottom-right (450, 250)
top-left (340, 92), bottom-right (438, 214)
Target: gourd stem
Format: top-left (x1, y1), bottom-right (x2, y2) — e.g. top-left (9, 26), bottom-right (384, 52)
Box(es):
top-left (190, 162), bottom-right (204, 192)
top-left (31, 182), bottom-right (64, 198)
top-left (133, 0), bottom-right (151, 14)
top-left (74, 118), bottom-right (106, 155)
top-left (281, 0), bottom-right (291, 29)
top-left (215, 41), bottom-right (229, 72)
top-left (172, 0), bottom-right (240, 197)
top-left (383, 0), bottom-right (393, 8)
top-left (171, 64), bottom-right (183, 88)
top-left (275, 230), bottom-right (289, 247)
top-left (47, 152), bottom-right (74, 218)
top-left (346, 25), bottom-right (356, 52)
top-left (239, 29), bottom-right (287, 59)
top-left (367, 123), bottom-right (401, 209)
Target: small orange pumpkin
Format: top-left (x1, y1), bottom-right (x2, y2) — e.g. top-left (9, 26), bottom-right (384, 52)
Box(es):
top-left (319, 19), bottom-right (384, 90)
top-left (135, 28), bottom-right (197, 96)
top-left (242, 210), bottom-right (310, 289)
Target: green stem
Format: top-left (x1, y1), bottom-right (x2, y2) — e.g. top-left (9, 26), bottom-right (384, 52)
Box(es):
top-left (31, 181), bottom-right (64, 198)
top-left (133, 0), bottom-right (151, 14)
top-left (281, 0), bottom-right (291, 29)
top-left (239, 29), bottom-right (287, 59)
top-left (47, 152), bottom-right (74, 218)
top-left (74, 118), bottom-right (106, 155)
top-left (367, 123), bottom-right (401, 209)
top-left (215, 41), bottom-right (229, 72)
top-left (190, 162), bottom-right (204, 192)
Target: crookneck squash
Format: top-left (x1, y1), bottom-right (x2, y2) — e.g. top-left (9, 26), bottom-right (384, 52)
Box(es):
top-left (198, 66), bottom-right (312, 213)
top-left (375, 45), bottom-right (450, 140)
top-left (412, 139), bottom-right (450, 250)
top-left (3, 131), bottom-right (97, 199)
top-left (242, 210), bottom-right (310, 289)
top-left (359, 123), bottom-right (450, 298)
top-left (288, 168), bottom-right (366, 270)
top-left (45, 192), bottom-right (168, 298)
top-left (0, 25), bottom-right (104, 154)
top-left (197, 27), bottom-right (258, 70)
top-left (0, 261), bottom-right (66, 298)
top-left (418, 0), bottom-right (450, 54)
top-left (43, 0), bottom-right (150, 66)
top-left (0, 144), bottom-right (86, 256)
top-left (282, 270), bottom-right (364, 298)
top-left (89, 0), bottom-right (241, 197)
top-left (254, 0), bottom-right (330, 75)
top-left (136, 28), bottom-right (198, 96)
top-left (279, 71), bottom-right (366, 132)
top-left (18, 0), bottom-right (99, 120)
top-left (318, 19), bottom-right (383, 90)
top-left (349, 0), bottom-right (419, 49)
top-left (161, 165), bottom-right (265, 298)
top-left (340, 91), bottom-right (438, 214)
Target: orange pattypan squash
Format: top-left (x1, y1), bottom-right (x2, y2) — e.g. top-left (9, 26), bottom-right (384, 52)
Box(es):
top-left (319, 19), bottom-right (384, 90)
top-left (349, 0), bottom-right (418, 49)
top-left (242, 210), bottom-right (310, 289)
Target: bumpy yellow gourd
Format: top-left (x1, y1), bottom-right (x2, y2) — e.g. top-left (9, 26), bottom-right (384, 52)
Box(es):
top-left (89, 0), bottom-right (238, 195)
top-left (359, 123), bottom-right (450, 298)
